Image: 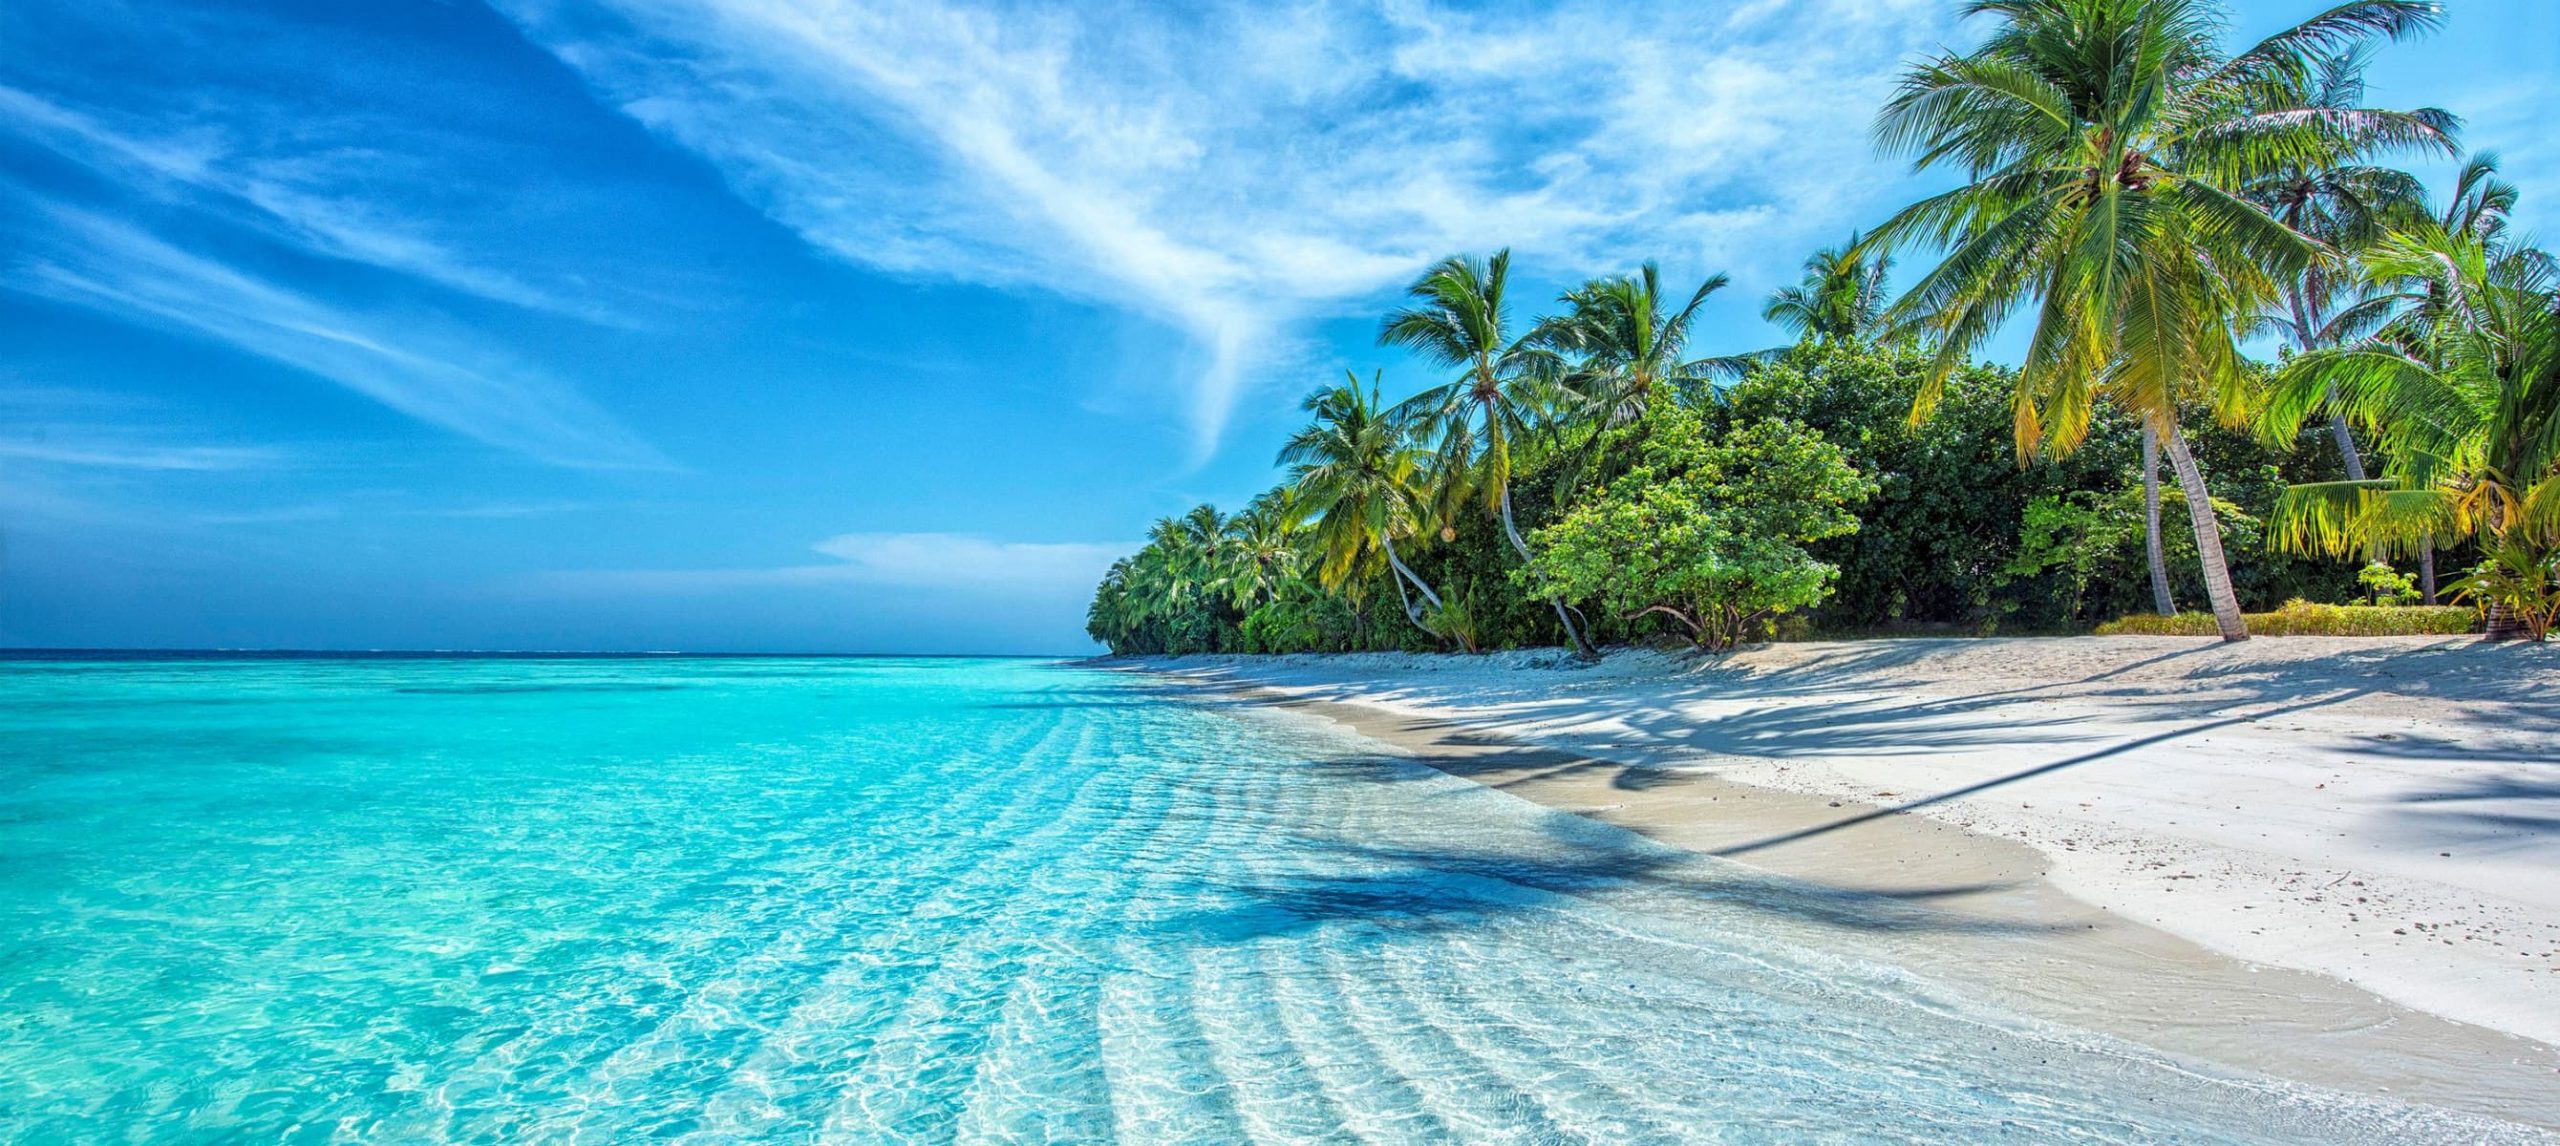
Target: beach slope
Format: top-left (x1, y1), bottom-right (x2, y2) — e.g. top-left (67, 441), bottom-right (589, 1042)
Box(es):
top-left (1132, 636), bottom-right (2560, 1109)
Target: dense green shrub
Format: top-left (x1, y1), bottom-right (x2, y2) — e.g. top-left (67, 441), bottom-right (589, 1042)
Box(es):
top-left (2095, 601), bottom-right (2479, 637)
top-left (1714, 344), bottom-right (2365, 634)
top-left (1520, 404), bottom-right (1874, 649)
top-left (2450, 543), bottom-right (2560, 642)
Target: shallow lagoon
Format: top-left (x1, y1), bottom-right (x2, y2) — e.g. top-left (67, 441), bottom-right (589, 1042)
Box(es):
top-left (0, 655), bottom-right (2529, 1142)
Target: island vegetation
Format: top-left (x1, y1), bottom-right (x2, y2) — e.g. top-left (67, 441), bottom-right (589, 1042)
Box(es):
top-left (1088, 0), bottom-right (2559, 655)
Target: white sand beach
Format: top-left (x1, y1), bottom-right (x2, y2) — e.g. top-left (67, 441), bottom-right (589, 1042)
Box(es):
top-left (1132, 636), bottom-right (2560, 1117)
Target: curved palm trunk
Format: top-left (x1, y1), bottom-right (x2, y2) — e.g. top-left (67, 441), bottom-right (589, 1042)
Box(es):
top-left (2329, 414), bottom-right (2367, 482)
top-left (2287, 287), bottom-right (2373, 484)
top-left (1379, 533), bottom-right (1445, 638)
top-left (2330, 410), bottom-right (2379, 601)
top-left (1500, 487), bottom-right (1598, 658)
top-left (2141, 426), bottom-right (2175, 617)
top-left (2160, 423), bottom-right (2248, 641)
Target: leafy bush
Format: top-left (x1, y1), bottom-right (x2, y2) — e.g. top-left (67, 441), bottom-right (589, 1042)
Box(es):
top-left (2357, 562), bottom-right (2422, 606)
top-left (1521, 405), bottom-right (1874, 650)
top-left (2451, 543), bottom-right (2560, 642)
top-left (2095, 600), bottom-right (2479, 637)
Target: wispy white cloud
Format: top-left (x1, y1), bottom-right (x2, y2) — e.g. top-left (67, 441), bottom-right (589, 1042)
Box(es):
top-left (8, 205), bottom-right (667, 470)
top-left (0, 384), bottom-right (285, 472)
top-left (534, 531), bottom-right (1129, 593)
top-left (497, 0), bottom-right (1950, 454)
top-left (0, 85), bottom-right (603, 320)
top-left (0, 440), bottom-right (280, 471)
top-left (190, 498), bottom-right (614, 526)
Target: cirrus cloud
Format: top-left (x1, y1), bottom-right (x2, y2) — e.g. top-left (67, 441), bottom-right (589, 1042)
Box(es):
top-left (495, 0), bottom-right (1953, 455)
top-left (532, 530), bottom-right (1132, 594)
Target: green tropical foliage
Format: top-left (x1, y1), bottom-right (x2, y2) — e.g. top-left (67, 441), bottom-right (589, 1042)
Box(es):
top-left (1763, 235), bottom-right (1892, 349)
top-left (1085, 0), bottom-right (2554, 656)
top-left (1520, 405), bottom-right (1874, 649)
top-left (2451, 542), bottom-right (2560, 642)
top-left (1863, 0), bottom-right (2448, 642)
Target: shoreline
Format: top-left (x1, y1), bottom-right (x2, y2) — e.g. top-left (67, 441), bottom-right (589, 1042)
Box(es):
top-left (1120, 637), bottom-right (2560, 1128)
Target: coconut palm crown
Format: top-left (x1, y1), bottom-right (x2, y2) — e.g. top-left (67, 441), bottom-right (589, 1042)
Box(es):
top-left (1763, 234), bottom-right (1894, 348)
top-left (1532, 263), bottom-right (1754, 432)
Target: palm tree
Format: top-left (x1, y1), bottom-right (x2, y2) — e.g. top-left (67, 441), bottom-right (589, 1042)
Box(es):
top-left (1533, 263), bottom-right (1755, 432)
top-left (1218, 489), bottom-right (1305, 612)
top-left (1763, 235), bottom-right (1893, 348)
top-left (1867, 0), bottom-right (2445, 642)
top-left (1279, 373), bottom-right (1449, 639)
top-left (2262, 224), bottom-right (2560, 634)
top-left (2264, 153), bottom-right (2533, 603)
top-left (2245, 45), bottom-right (2457, 482)
top-left (1381, 250), bottom-right (1595, 655)
top-left (1144, 506), bottom-right (1227, 609)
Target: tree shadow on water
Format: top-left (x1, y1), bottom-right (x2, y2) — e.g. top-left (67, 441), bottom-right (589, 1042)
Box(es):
top-left (1152, 835), bottom-right (2056, 946)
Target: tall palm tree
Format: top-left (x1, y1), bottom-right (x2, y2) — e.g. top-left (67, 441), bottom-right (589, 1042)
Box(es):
top-left (1381, 250), bottom-right (1595, 655)
top-left (2279, 152), bottom-right (2531, 602)
top-left (1533, 263), bottom-right (1754, 432)
top-left (1867, 0), bottom-right (2445, 642)
top-left (2262, 224), bottom-right (2560, 631)
top-left (1279, 373), bottom-right (1448, 639)
top-left (1763, 235), bottom-right (1894, 348)
top-left (2245, 45), bottom-right (2457, 482)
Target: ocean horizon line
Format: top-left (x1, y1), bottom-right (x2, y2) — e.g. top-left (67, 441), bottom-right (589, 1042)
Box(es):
top-left (0, 647), bottom-right (1083, 662)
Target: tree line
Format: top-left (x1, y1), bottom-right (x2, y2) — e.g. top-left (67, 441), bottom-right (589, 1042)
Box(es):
top-left (1090, 0), bottom-right (2560, 655)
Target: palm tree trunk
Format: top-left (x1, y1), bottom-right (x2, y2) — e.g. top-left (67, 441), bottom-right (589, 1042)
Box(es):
top-left (2141, 426), bottom-right (2175, 617)
top-left (1380, 533), bottom-right (1443, 609)
top-left (1379, 533), bottom-right (1445, 638)
top-left (1500, 487), bottom-right (1597, 657)
top-left (2329, 413), bottom-right (2367, 482)
top-left (2419, 537), bottom-right (2437, 605)
top-left (2292, 287), bottom-right (2381, 591)
top-left (2287, 288), bottom-right (2370, 485)
top-left (1387, 570), bottom-right (1433, 637)
top-left (2159, 422), bottom-right (2247, 642)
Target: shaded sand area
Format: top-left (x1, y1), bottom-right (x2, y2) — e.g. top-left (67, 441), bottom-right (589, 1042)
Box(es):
top-left (1123, 637), bottom-right (2560, 1127)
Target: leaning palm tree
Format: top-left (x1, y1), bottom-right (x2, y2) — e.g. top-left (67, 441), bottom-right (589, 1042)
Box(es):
top-left (1533, 263), bottom-right (1755, 432)
top-left (2303, 152), bottom-right (2535, 601)
top-left (1763, 235), bottom-right (1894, 349)
top-left (1867, 0), bottom-right (2446, 642)
top-left (1381, 250), bottom-right (1594, 655)
top-left (1279, 373), bottom-right (1448, 639)
top-left (2260, 224), bottom-right (2560, 633)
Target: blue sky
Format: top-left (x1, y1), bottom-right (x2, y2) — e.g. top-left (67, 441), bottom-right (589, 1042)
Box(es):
top-left (2, 0), bottom-right (2553, 654)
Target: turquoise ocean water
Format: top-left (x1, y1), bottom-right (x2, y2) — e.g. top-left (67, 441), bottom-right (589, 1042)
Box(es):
top-left (0, 655), bottom-right (2529, 1143)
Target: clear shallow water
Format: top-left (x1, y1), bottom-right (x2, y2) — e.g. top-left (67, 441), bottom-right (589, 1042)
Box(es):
top-left (0, 655), bottom-right (2531, 1144)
